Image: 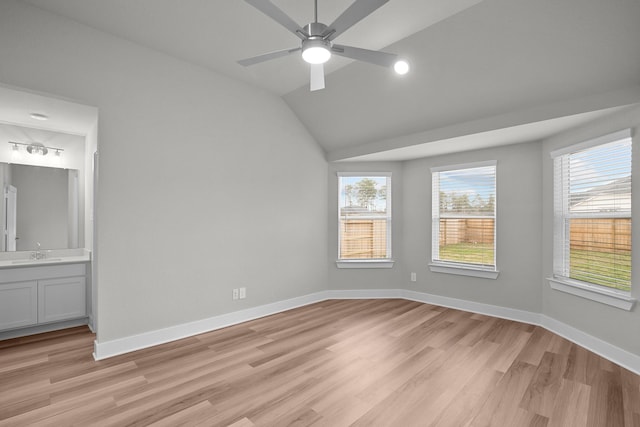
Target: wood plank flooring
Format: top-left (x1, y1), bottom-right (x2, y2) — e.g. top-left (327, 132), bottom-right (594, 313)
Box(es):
top-left (1, 299), bottom-right (639, 426)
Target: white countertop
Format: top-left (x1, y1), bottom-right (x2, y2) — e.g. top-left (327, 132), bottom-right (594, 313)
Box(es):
top-left (0, 249), bottom-right (91, 269)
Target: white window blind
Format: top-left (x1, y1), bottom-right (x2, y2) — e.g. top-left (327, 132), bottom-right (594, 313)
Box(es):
top-left (552, 131), bottom-right (632, 292)
top-left (432, 162), bottom-right (496, 270)
top-left (338, 174), bottom-right (391, 260)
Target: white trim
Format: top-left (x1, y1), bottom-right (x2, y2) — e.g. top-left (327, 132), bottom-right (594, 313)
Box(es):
top-left (550, 128), bottom-right (632, 158)
top-left (402, 290), bottom-right (541, 324)
top-left (93, 292), bottom-right (328, 360)
top-left (547, 277), bottom-right (635, 311)
top-left (92, 289), bottom-right (640, 375)
top-left (429, 263), bottom-right (500, 279)
top-left (430, 159), bottom-right (497, 173)
top-left (336, 171), bottom-right (392, 177)
top-left (336, 260), bottom-right (395, 269)
top-left (539, 315), bottom-right (640, 376)
top-left (325, 289), bottom-right (404, 299)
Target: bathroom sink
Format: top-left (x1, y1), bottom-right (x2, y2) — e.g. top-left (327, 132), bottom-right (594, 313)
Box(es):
top-left (11, 258), bottom-right (64, 264)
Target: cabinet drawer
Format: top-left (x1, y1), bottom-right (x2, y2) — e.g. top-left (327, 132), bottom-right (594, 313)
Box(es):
top-left (38, 277), bottom-right (86, 323)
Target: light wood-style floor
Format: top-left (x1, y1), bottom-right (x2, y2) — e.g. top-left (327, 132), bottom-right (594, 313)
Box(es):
top-left (1, 299), bottom-right (639, 426)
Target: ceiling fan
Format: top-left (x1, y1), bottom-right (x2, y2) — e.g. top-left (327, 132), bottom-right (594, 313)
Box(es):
top-left (238, 0), bottom-right (410, 91)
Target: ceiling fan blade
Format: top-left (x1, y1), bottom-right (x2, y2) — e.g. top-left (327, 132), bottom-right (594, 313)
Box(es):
top-left (310, 63), bottom-right (325, 91)
top-left (331, 44), bottom-right (397, 68)
top-left (238, 47), bottom-right (301, 67)
top-left (323, 0), bottom-right (389, 41)
top-left (245, 0), bottom-right (306, 40)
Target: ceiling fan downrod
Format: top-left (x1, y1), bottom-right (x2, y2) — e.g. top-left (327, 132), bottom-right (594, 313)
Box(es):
top-left (314, 0), bottom-right (318, 23)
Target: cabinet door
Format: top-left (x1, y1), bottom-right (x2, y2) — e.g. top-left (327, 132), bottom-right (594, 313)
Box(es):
top-left (38, 277), bottom-right (86, 323)
top-left (0, 281), bottom-right (38, 330)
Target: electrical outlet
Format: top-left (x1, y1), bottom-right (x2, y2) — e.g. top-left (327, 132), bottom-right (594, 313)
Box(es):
top-left (232, 288), bottom-right (239, 300)
top-left (239, 287), bottom-right (246, 299)
top-left (411, 272), bottom-right (417, 282)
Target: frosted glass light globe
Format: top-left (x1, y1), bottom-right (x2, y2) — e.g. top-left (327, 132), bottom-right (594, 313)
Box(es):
top-left (302, 46), bottom-right (331, 64)
top-left (394, 60), bottom-right (410, 75)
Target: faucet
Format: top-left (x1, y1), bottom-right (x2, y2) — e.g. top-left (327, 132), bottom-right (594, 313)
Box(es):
top-left (31, 242), bottom-right (46, 260)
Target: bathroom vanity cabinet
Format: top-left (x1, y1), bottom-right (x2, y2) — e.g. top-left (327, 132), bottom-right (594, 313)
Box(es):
top-left (0, 263), bottom-right (88, 334)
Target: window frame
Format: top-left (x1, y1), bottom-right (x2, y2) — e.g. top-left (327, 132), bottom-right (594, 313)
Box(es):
top-left (429, 161), bottom-right (499, 279)
top-left (336, 172), bottom-right (394, 269)
top-left (548, 129), bottom-right (635, 310)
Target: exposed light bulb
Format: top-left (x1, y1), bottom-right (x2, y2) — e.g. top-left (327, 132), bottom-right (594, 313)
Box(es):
top-left (394, 60), bottom-right (410, 75)
top-left (53, 149), bottom-right (62, 166)
top-left (11, 144), bottom-right (20, 162)
top-left (302, 46), bottom-right (331, 64)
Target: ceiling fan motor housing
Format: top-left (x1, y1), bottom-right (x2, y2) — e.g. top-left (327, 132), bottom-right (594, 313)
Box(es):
top-left (303, 22), bottom-right (329, 38)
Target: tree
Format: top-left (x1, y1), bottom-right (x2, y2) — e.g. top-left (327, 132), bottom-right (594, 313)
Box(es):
top-left (378, 185), bottom-right (387, 202)
top-left (484, 194), bottom-right (495, 213)
top-left (440, 191), bottom-right (450, 211)
top-left (356, 178), bottom-right (378, 210)
top-left (344, 184), bottom-right (356, 207)
top-left (452, 193), bottom-right (472, 213)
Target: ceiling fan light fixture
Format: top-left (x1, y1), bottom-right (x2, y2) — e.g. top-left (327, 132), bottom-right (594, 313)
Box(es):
top-left (302, 39), bottom-right (331, 64)
top-left (394, 59), bottom-right (410, 75)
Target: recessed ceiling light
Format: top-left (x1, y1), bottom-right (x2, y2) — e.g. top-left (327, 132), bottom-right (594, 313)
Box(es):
top-left (30, 113), bottom-right (49, 121)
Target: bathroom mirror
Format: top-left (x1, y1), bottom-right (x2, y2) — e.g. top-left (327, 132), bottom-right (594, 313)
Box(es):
top-left (1, 162), bottom-right (81, 252)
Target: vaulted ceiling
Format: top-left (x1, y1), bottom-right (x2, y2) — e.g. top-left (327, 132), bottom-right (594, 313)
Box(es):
top-left (19, 0), bottom-right (640, 161)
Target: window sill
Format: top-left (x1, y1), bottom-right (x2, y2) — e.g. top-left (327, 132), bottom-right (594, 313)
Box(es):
top-left (428, 263), bottom-right (499, 279)
top-left (547, 277), bottom-right (635, 311)
top-left (336, 260), bottom-right (395, 269)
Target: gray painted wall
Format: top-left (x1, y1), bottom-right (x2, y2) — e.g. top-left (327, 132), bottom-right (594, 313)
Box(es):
top-left (0, 0), bottom-right (328, 343)
top-left (1, 0), bottom-right (638, 361)
top-left (541, 105), bottom-right (640, 356)
top-left (401, 142), bottom-right (543, 313)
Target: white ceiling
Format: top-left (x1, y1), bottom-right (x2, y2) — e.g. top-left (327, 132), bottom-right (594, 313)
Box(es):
top-left (16, 0), bottom-right (640, 161)
top-left (0, 84), bottom-right (97, 136)
top-left (20, 0), bottom-right (481, 96)
top-left (342, 106), bottom-right (633, 162)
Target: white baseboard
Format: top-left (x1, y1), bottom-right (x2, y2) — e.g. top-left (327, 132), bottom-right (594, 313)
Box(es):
top-left (93, 291), bottom-right (328, 360)
top-left (539, 315), bottom-right (640, 375)
top-left (325, 288), bottom-right (405, 299)
top-left (93, 288), bottom-right (640, 375)
top-left (402, 290), bottom-right (542, 325)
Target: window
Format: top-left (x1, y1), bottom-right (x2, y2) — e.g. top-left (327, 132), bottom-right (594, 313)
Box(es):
top-left (337, 173), bottom-right (391, 266)
top-left (431, 161), bottom-right (497, 277)
top-left (552, 130), bottom-right (632, 294)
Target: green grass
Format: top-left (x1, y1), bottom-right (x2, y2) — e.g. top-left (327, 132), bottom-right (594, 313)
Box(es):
top-left (440, 243), bottom-right (631, 292)
top-left (570, 249), bottom-right (631, 292)
top-left (439, 243), bottom-right (494, 266)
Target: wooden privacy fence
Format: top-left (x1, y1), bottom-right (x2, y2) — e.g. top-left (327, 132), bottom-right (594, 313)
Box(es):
top-left (439, 218), bottom-right (495, 246)
top-left (570, 218), bottom-right (631, 253)
top-left (340, 219), bottom-right (387, 259)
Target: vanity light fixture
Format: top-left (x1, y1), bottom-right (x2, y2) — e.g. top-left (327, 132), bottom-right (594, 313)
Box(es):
top-left (7, 141), bottom-right (64, 157)
top-left (27, 142), bottom-right (48, 156)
